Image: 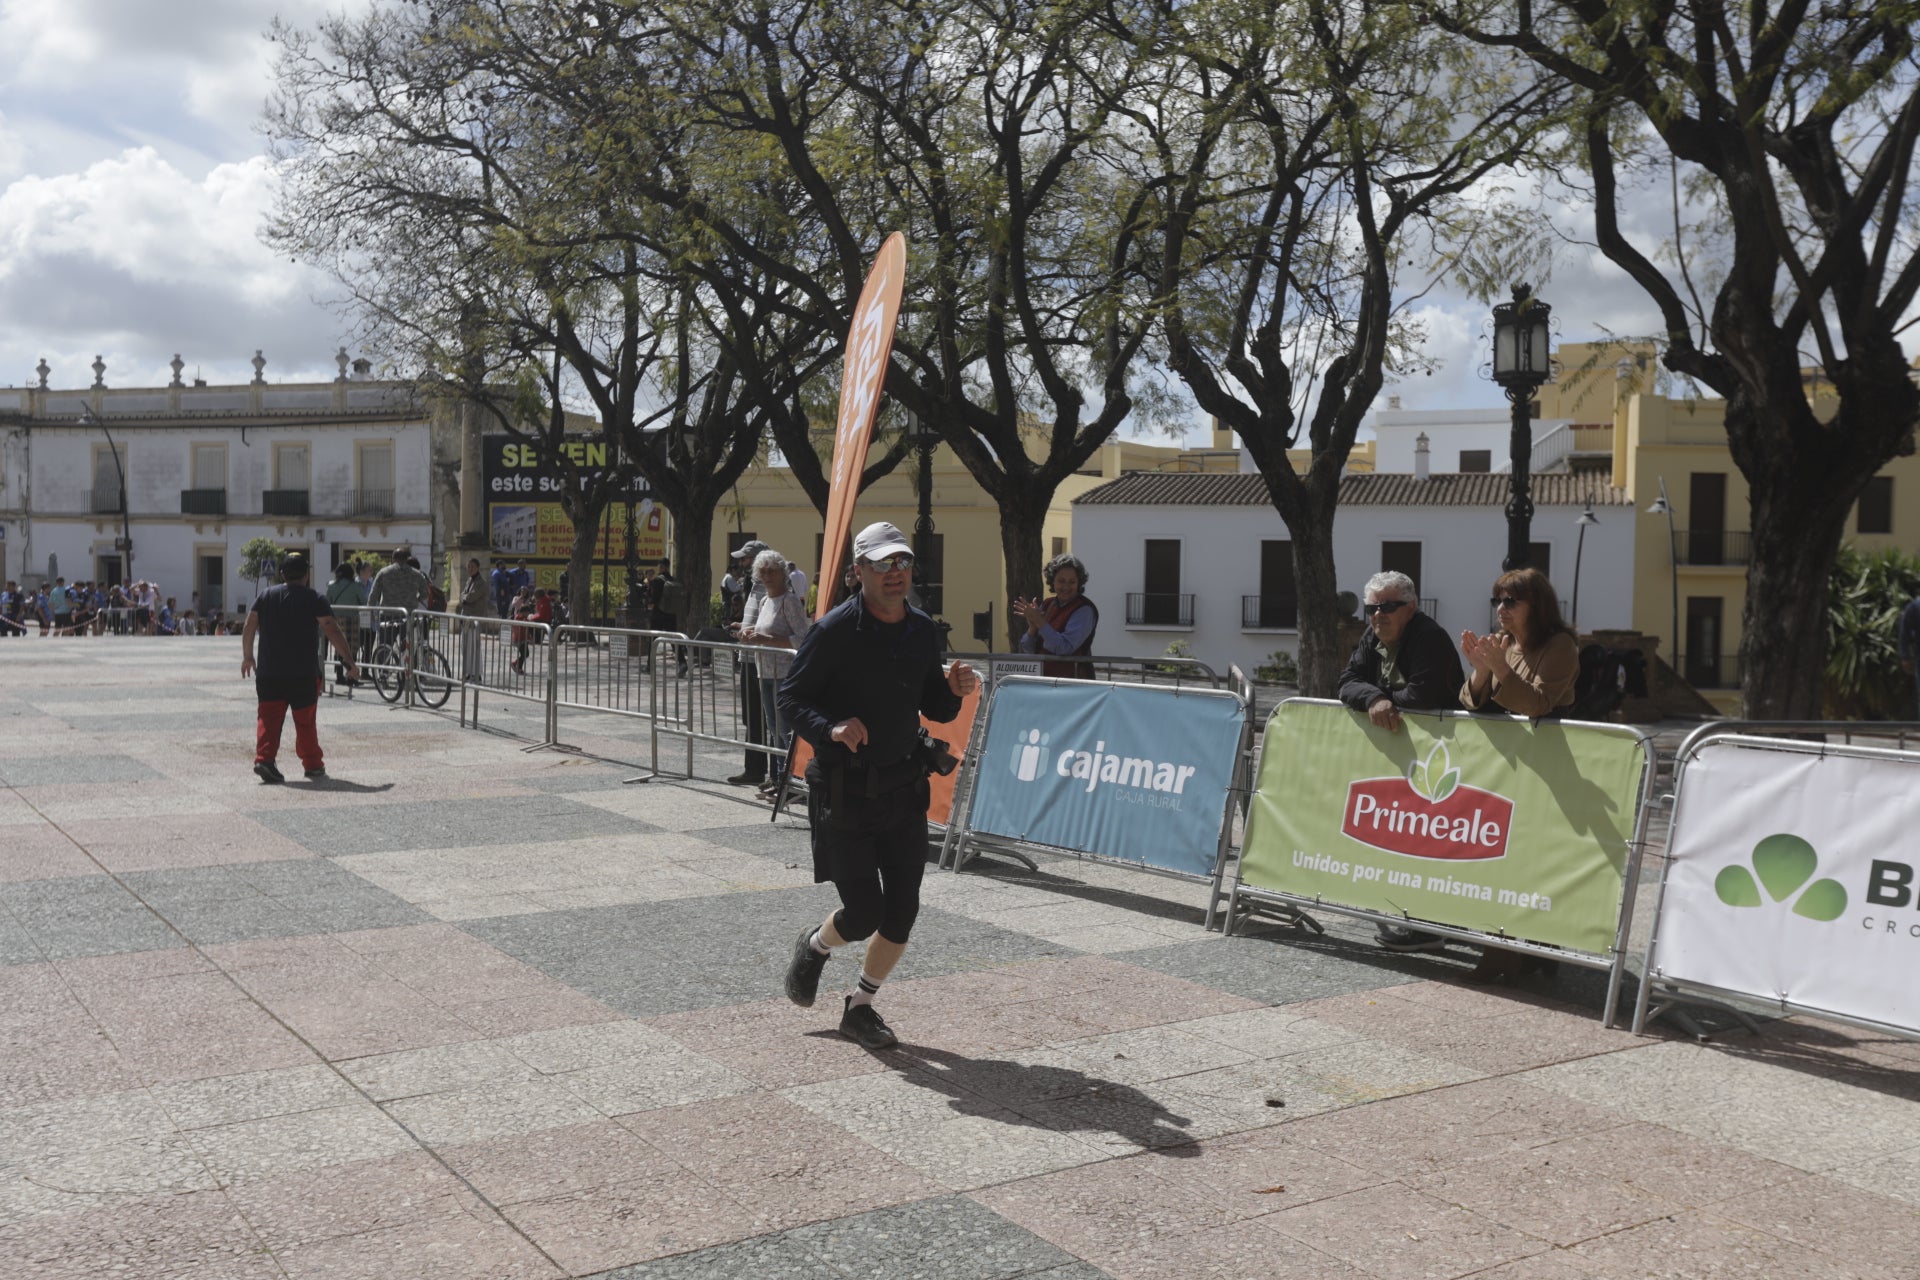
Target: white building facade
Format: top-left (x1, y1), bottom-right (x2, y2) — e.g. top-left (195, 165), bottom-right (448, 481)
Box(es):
top-left (0, 360), bottom-right (452, 615)
top-left (1070, 469), bottom-right (1635, 680)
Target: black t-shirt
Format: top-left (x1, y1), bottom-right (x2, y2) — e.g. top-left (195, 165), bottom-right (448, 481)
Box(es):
top-left (251, 583), bottom-right (334, 681)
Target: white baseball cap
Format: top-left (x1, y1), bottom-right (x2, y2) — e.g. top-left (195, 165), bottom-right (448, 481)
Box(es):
top-left (852, 521), bottom-right (913, 563)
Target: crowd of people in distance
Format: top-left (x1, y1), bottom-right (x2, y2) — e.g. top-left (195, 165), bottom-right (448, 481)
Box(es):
top-left (0, 576), bottom-right (239, 637)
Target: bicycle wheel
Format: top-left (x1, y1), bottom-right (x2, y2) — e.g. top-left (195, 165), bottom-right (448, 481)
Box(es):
top-left (371, 644), bottom-right (403, 703)
top-left (413, 644), bottom-right (454, 709)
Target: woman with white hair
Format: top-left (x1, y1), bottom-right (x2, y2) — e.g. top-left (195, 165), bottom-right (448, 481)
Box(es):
top-left (738, 548), bottom-right (811, 796)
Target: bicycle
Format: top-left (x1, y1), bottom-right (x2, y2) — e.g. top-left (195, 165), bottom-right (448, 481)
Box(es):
top-left (369, 622), bottom-right (453, 709)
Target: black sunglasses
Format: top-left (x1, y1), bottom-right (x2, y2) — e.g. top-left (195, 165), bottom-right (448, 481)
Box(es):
top-left (1490, 595), bottom-right (1523, 609)
top-left (1362, 600), bottom-right (1409, 617)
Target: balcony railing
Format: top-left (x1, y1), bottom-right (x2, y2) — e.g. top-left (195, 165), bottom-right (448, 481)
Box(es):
top-left (1126, 592), bottom-right (1195, 627)
top-left (1242, 594), bottom-right (1298, 630)
top-left (180, 488), bottom-right (227, 516)
top-left (353, 489), bottom-right (396, 518)
top-left (263, 489), bottom-right (310, 517)
top-left (1671, 530), bottom-right (1751, 566)
top-left (89, 485), bottom-right (123, 514)
top-left (1682, 650), bottom-right (1742, 690)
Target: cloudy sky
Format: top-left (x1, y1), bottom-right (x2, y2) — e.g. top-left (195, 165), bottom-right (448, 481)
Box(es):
top-left (0, 1), bottom-right (1737, 442)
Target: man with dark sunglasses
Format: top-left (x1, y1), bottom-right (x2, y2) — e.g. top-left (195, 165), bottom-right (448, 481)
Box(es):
top-left (1337, 570), bottom-right (1465, 955)
top-left (1337, 570), bottom-right (1462, 732)
top-left (779, 521), bottom-right (978, 1050)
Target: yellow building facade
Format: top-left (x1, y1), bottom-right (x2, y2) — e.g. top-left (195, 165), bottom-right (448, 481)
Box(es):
top-left (1609, 367), bottom-right (1916, 715)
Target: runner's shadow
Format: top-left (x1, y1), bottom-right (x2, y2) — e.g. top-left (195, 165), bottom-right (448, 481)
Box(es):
top-left (297, 778), bottom-right (395, 794)
top-left (889, 1042), bottom-right (1202, 1156)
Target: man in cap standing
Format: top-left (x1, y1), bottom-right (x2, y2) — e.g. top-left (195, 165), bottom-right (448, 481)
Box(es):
top-left (241, 553), bottom-right (358, 782)
top-left (780, 521), bottom-right (977, 1049)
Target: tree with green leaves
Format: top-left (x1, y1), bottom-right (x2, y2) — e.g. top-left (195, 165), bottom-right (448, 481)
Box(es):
top-left (658, 0), bottom-right (1169, 638)
top-left (1428, 0), bottom-right (1920, 719)
top-left (1118, 0), bottom-right (1564, 694)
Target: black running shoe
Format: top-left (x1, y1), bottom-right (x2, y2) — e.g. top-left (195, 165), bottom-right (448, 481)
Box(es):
top-left (305, 768), bottom-right (327, 780)
top-left (253, 760), bottom-right (285, 784)
top-left (785, 927), bottom-right (828, 1008)
top-left (839, 997), bottom-right (898, 1050)
top-left (1376, 925), bottom-right (1448, 953)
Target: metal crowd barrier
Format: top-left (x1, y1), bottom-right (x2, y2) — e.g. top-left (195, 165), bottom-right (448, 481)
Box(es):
top-left (549, 625), bottom-right (690, 768)
top-left (323, 605), bottom-right (413, 700)
top-left (972, 650), bottom-right (1220, 689)
top-left (1631, 718), bottom-right (1920, 1041)
top-left (1222, 699), bottom-right (1662, 1028)
top-left (428, 609), bottom-right (557, 746)
top-left (646, 635), bottom-right (798, 783)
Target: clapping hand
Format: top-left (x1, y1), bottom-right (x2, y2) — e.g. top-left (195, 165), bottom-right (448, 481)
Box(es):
top-left (1459, 629), bottom-right (1510, 674)
top-left (1011, 597), bottom-right (1045, 629)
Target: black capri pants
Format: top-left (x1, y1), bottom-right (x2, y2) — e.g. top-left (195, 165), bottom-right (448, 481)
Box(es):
top-left (809, 769), bottom-right (930, 946)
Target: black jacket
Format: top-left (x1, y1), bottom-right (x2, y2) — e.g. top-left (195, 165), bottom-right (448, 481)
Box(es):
top-left (778, 589), bottom-right (962, 772)
top-left (1337, 609), bottom-right (1463, 714)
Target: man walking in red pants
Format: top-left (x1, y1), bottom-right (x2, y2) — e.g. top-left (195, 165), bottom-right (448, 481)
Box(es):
top-left (240, 553), bottom-right (358, 783)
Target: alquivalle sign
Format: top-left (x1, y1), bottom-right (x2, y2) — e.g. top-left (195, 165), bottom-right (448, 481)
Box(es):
top-left (964, 679), bottom-right (1246, 877)
top-left (1645, 736), bottom-right (1920, 1035)
top-left (1239, 699), bottom-right (1648, 955)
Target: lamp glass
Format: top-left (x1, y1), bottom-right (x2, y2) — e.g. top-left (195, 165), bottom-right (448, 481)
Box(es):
top-left (1526, 314), bottom-right (1550, 371)
top-left (1494, 323), bottom-right (1519, 375)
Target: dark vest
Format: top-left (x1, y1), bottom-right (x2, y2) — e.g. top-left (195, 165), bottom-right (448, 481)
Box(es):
top-left (1042, 596), bottom-right (1099, 679)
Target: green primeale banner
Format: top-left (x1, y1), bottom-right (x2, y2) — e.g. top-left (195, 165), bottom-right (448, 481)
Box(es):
top-left (1240, 699), bottom-right (1648, 956)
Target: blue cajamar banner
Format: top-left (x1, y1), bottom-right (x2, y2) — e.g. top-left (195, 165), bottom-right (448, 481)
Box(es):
top-left (966, 679), bottom-right (1246, 877)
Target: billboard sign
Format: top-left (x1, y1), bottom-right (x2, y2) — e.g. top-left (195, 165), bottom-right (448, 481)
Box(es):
top-left (965, 679), bottom-right (1246, 877)
top-left (1649, 737), bottom-right (1920, 1034)
top-left (1239, 699), bottom-right (1647, 955)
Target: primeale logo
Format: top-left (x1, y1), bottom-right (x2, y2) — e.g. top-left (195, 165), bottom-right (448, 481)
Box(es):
top-left (1341, 742), bottom-right (1513, 861)
top-left (1713, 833), bottom-right (1847, 922)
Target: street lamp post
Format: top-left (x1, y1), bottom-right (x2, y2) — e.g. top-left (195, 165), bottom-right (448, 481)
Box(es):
top-left (76, 405), bottom-right (133, 586)
top-left (1490, 283), bottom-right (1553, 572)
top-left (1645, 477), bottom-right (1680, 678)
top-left (912, 414), bottom-right (940, 614)
top-left (1570, 503), bottom-right (1599, 632)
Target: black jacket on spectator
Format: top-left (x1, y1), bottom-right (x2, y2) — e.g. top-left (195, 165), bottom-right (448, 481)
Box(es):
top-left (1337, 609), bottom-right (1464, 714)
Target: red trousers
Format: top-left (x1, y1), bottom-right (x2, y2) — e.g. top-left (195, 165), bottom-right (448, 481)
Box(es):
top-left (256, 677), bottom-right (324, 771)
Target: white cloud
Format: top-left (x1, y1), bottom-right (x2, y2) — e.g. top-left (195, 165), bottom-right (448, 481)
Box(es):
top-left (0, 147), bottom-right (348, 387)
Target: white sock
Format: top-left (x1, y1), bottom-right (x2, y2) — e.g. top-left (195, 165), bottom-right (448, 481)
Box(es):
top-left (850, 971), bottom-right (881, 1008)
top-left (808, 930), bottom-right (830, 956)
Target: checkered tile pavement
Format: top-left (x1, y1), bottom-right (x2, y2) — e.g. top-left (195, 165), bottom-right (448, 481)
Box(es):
top-left (1, 639), bottom-right (1916, 1278)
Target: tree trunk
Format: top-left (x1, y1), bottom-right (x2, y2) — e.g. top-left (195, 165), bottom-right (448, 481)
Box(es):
top-left (1739, 472), bottom-right (1851, 721)
top-left (998, 493), bottom-right (1049, 649)
top-left (671, 499), bottom-right (715, 632)
top-left (563, 495), bottom-right (606, 631)
top-left (1289, 513), bottom-right (1344, 697)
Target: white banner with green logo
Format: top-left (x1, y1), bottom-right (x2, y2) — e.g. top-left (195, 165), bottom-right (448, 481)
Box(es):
top-left (1648, 737), bottom-right (1920, 1035)
top-left (1238, 700), bottom-right (1649, 957)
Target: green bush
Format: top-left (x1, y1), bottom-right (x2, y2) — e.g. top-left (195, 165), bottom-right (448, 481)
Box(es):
top-left (238, 537), bottom-right (282, 585)
top-left (1254, 649), bottom-right (1300, 684)
top-left (1824, 544), bottom-right (1920, 719)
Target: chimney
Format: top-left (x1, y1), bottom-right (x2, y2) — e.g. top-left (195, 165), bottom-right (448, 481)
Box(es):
top-left (1414, 432), bottom-right (1430, 481)
top-left (351, 357), bottom-right (373, 381)
top-left (1388, 394), bottom-right (1402, 410)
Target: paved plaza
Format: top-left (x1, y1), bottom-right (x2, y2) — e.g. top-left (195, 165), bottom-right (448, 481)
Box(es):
top-left (1, 638), bottom-right (1917, 1278)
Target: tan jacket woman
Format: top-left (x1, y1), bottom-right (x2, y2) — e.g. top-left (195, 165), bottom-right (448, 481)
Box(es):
top-left (1459, 568), bottom-right (1578, 718)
